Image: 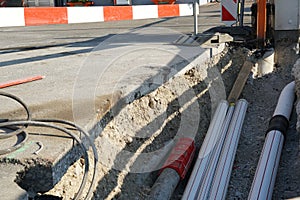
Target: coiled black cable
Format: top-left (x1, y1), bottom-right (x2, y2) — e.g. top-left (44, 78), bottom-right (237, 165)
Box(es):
top-left (0, 91), bottom-right (98, 200)
top-left (0, 91), bottom-right (30, 155)
top-left (0, 91), bottom-right (31, 139)
top-left (0, 124), bottom-right (28, 155)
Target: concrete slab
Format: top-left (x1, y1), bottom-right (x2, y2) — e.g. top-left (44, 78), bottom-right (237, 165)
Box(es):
top-left (0, 24), bottom-right (224, 193)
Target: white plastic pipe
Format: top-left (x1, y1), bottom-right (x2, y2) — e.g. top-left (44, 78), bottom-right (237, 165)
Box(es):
top-left (196, 105), bottom-right (235, 200)
top-left (273, 81), bottom-right (295, 118)
top-left (248, 81), bottom-right (295, 200)
top-left (248, 130), bottom-right (284, 200)
top-left (257, 48), bottom-right (274, 77)
top-left (209, 99), bottom-right (248, 200)
top-left (182, 100), bottom-right (229, 199)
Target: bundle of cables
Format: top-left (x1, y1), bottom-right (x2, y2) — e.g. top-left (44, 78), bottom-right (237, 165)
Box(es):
top-left (0, 91), bottom-right (98, 200)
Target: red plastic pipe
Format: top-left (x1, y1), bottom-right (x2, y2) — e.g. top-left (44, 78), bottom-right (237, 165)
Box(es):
top-left (0, 75), bottom-right (45, 89)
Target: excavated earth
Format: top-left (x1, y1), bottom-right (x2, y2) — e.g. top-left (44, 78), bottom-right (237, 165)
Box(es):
top-left (43, 37), bottom-right (300, 200)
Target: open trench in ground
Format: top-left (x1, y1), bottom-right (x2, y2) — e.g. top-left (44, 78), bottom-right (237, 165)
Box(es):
top-left (43, 40), bottom-right (300, 200)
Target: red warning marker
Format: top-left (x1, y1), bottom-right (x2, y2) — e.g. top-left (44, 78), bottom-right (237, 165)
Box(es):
top-left (0, 75), bottom-right (45, 89)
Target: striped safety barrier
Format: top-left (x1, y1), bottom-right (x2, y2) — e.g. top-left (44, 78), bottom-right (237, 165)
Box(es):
top-left (0, 4), bottom-right (195, 27)
top-left (221, 0), bottom-right (238, 26)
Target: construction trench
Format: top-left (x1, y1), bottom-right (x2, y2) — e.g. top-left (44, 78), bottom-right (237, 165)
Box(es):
top-left (18, 37), bottom-right (297, 200)
top-left (2, 38), bottom-right (298, 200)
top-left (1, 1), bottom-right (300, 200)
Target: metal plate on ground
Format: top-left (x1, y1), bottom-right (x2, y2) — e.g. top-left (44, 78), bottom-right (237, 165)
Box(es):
top-left (173, 33), bottom-right (233, 48)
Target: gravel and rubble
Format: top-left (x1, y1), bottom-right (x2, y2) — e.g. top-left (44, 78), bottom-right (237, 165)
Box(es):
top-left (293, 58), bottom-right (300, 132)
top-left (227, 37), bottom-right (300, 199)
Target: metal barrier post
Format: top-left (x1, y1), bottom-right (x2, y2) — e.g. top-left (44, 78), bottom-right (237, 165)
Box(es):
top-left (257, 0), bottom-right (267, 48)
top-left (193, 0), bottom-right (199, 35)
top-left (239, 0), bottom-right (245, 26)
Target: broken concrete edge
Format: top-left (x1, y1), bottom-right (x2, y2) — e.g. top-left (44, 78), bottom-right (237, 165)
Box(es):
top-left (74, 43), bottom-right (226, 194)
top-left (86, 43), bottom-right (225, 138)
top-left (0, 43), bottom-right (225, 198)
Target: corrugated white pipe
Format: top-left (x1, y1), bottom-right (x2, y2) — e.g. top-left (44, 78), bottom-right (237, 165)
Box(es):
top-left (209, 99), bottom-right (248, 200)
top-left (196, 105), bottom-right (235, 200)
top-left (248, 81), bottom-right (295, 200)
top-left (182, 100), bottom-right (229, 200)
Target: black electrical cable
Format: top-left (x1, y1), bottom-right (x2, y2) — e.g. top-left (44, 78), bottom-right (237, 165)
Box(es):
top-left (0, 125), bottom-right (28, 155)
top-left (38, 118), bottom-right (98, 200)
top-left (0, 91), bottom-right (31, 139)
top-left (0, 92), bottom-right (98, 200)
top-left (0, 120), bottom-right (89, 200)
top-left (0, 91), bottom-right (30, 155)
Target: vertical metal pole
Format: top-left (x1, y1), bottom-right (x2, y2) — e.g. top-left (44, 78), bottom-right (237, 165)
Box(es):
top-left (240, 0), bottom-right (245, 26)
top-left (257, 0), bottom-right (267, 48)
top-left (193, 0), bottom-right (199, 35)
